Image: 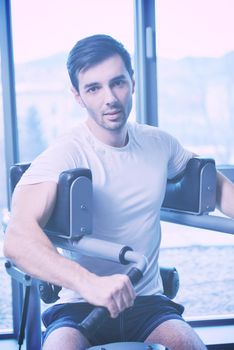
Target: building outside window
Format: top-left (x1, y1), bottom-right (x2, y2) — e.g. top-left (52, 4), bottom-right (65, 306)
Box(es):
top-left (156, 0), bottom-right (234, 319)
top-left (11, 0), bottom-right (135, 163)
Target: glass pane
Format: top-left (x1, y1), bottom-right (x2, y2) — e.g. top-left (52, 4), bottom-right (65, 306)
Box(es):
top-left (0, 53), bottom-right (13, 333)
top-left (156, 0), bottom-right (234, 318)
top-left (156, 0), bottom-right (234, 164)
top-left (159, 222), bottom-right (234, 318)
top-left (11, 0), bottom-right (135, 162)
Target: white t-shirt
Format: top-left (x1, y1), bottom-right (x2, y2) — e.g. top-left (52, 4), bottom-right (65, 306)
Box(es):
top-left (18, 121), bottom-right (193, 303)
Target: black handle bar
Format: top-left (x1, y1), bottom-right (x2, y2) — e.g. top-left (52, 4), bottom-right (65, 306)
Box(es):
top-left (78, 267), bottom-right (143, 338)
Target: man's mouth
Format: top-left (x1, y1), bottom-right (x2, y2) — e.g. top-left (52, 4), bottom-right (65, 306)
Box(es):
top-left (103, 109), bottom-right (123, 121)
top-left (103, 109), bottom-right (122, 116)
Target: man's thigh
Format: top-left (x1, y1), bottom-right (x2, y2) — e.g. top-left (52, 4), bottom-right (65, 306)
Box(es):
top-left (41, 296), bottom-right (186, 346)
top-left (42, 326), bottom-right (90, 350)
top-left (145, 319), bottom-right (207, 350)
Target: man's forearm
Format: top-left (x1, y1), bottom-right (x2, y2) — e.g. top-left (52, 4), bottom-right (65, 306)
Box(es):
top-left (4, 221), bottom-right (90, 293)
top-left (4, 220), bottom-right (136, 317)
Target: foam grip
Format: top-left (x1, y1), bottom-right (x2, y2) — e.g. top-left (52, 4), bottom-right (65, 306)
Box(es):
top-left (78, 306), bottom-right (109, 338)
top-left (127, 267), bottom-right (143, 285)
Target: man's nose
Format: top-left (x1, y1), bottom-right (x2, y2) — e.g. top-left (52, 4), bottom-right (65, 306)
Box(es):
top-left (103, 87), bottom-right (118, 105)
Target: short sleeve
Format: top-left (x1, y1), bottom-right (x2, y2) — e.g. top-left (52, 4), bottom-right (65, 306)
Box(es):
top-left (166, 133), bottom-right (193, 179)
top-left (17, 139), bottom-right (80, 186)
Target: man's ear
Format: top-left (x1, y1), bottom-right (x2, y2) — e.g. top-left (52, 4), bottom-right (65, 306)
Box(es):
top-left (71, 86), bottom-right (85, 107)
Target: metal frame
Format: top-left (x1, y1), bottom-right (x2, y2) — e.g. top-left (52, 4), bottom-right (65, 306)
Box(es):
top-left (0, 0), bottom-right (20, 340)
top-left (161, 211), bottom-right (234, 235)
top-left (134, 0), bottom-right (158, 126)
top-left (0, 0), bottom-right (19, 205)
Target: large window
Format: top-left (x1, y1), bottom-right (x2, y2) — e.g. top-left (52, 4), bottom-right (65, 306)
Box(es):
top-left (0, 0), bottom-right (135, 335)
top-left (2, 0), bottom-right (233, 339)
top-left (11, 0), bottom-right (135, 162)
top-left (156, 0), bottom-right (234, 318)
top-left (156, 0), bottom-right (234, 163)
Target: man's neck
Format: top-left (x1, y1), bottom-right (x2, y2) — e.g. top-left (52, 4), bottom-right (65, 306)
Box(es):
top-left (86, 119), bottom-right (128, 148)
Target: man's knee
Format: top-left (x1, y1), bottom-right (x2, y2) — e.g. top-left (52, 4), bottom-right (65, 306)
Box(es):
top-left (145, 319), bottom-right (207, 350)
top-left (42, 326), bottom-right (90, 350)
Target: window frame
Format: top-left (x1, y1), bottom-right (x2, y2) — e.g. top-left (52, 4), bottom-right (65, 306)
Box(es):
top-left (0, 0), bottom-right (21, 339)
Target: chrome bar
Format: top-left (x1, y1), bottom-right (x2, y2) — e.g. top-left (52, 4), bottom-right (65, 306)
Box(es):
top-left (160, 211), bottom-right (234, 235)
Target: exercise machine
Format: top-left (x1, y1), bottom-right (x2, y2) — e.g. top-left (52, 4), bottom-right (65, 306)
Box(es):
top-left (5, 157), bottom-right (217, 349)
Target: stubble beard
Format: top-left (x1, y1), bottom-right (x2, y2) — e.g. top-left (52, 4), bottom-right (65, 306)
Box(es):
top-left (101, 113), bottom-right (128, 132)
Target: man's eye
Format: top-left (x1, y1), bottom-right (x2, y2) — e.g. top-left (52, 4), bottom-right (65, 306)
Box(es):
top-left (87, 86), bottom-right (99, 93)
top-left (113, 80), bottom-right (125, 87)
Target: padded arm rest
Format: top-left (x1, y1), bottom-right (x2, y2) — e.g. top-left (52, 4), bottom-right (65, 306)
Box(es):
top-left (10, 164), bottom-right (93, 238)
top-left (162, 157), bottom-right (216, 215)
top-left (45, 169), bottom-right (92, 238)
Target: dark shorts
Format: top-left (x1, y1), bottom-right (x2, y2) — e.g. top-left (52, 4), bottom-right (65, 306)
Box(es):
top-left (42, 295), bottom-right (185, 346)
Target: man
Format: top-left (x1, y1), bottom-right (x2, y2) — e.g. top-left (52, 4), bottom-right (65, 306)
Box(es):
top-left (4, 35), bottom-right (234, 350)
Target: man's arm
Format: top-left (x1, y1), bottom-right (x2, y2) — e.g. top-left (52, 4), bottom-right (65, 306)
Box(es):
top-left (216, 171), bottom-right (234, 218)
top-left (3, 182), bottom-right (135, 317)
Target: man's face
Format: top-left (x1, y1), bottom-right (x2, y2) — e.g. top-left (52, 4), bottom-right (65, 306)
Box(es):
top-left (75, 54), bottom-right (135, 132)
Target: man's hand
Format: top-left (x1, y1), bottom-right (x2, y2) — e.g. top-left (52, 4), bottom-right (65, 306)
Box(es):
top-left (79, 272), bottom-right (136, 318)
